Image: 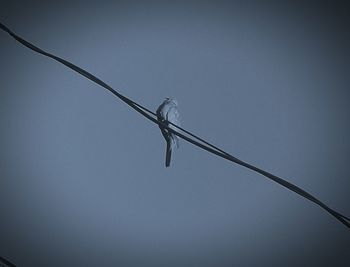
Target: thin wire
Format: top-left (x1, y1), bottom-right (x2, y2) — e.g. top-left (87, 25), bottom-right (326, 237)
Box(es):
top-left (0, 256), bottom-right (16, 267)
top-left (1, 22), bottom-right (349, 228)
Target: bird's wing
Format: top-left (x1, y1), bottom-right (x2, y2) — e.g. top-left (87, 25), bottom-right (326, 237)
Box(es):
top-left (167, 105), bottom-right (180, 148)
top-left (167, 105), bottom-right (180, 127)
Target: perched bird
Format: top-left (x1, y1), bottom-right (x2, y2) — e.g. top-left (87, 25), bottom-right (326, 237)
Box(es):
top-left (156, 97), bottom-right (180, 167)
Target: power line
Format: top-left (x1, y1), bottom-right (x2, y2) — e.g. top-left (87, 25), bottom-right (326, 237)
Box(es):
top-left (1, 22), bottom-right (349, 228)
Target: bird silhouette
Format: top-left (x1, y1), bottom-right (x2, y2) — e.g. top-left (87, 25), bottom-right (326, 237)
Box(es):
top-left (157, 97), bottom-right (180, 167)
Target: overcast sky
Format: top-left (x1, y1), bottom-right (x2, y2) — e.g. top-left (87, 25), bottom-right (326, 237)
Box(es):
top-left (1, 1), bottom-right (349, 266)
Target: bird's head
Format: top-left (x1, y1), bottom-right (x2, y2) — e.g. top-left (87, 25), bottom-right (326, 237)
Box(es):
top-left (165, 97), bottom-right (178, 106)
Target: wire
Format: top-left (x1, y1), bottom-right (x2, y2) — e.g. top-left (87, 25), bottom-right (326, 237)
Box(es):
top-left (1, 22), bottom-right (349, 228)
top-left (0, 256), bottom-right (16, 267)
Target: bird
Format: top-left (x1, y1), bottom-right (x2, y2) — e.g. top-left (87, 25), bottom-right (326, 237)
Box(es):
top-left (156, 97), bottom-right (180, 167)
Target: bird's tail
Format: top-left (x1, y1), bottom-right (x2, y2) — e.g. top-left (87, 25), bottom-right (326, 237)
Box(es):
top-left (165, 140), bottom-right (172, 167)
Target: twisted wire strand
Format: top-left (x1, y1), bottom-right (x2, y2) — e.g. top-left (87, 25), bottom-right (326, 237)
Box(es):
top-left (1, 22), bottom-right (348, 228)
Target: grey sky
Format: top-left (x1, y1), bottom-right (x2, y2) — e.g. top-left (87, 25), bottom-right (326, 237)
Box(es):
top-left (0, 1), bottom-right (349, 266)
